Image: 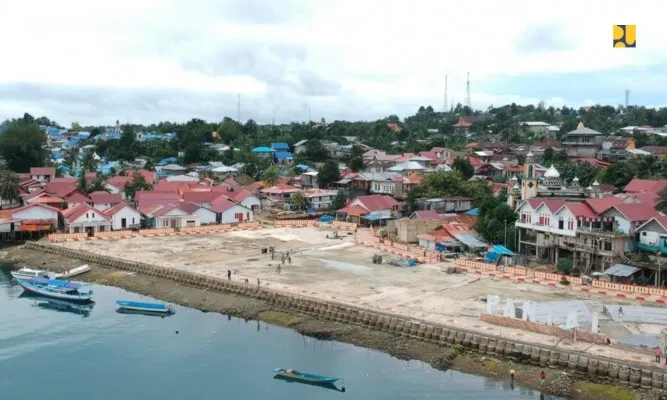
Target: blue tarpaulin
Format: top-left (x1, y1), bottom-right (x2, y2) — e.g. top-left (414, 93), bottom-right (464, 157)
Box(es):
top-left (490, 245), bottom-right (515, 256)
top-left (319, 216), bottom-right (334, 223)
top-left (464, 208), bottom-right (480, 216)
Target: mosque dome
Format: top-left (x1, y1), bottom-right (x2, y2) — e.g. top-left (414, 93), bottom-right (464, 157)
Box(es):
top-left (544, 164), bottom-right (561, 179)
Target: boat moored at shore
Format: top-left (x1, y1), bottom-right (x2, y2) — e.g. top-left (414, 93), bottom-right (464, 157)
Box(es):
top-left (10, 268), bottom-right (53, 280)
top-left (115, 300), bottom-right (174, 314)
top-left (273, 368), bottom-right (345, 392)
top-left (17, 277), bottom-right (94, 303)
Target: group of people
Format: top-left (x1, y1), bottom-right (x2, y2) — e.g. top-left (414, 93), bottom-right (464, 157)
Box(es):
top-left (268, 246), bottom-right (292, 272)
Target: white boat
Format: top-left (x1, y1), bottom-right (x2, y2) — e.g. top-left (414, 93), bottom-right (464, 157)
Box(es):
top-left (10, 268), bottom-right (54, 280)
top-left (54, 264), bottom-right (91, 279)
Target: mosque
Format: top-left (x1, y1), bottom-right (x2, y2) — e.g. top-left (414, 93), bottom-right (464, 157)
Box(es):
top-left (507, 151), bottom-right (602, 209)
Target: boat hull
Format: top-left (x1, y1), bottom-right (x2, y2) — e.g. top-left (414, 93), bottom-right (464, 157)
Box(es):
top-left (115, 300), bottom-right (173, 314)
top-left (274, 369), bottom-right (342, 384)
top-left (10, 269), bottom-right (52, 280)
top-left (17, 280), bottom-right (94, 303)
top-left (55, 264), bottom-right (91, 279)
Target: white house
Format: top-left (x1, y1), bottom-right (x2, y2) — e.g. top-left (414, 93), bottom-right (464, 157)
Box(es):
top-left (89, 191), bottom-right (123, 211)
top-left (62, 204), bottom-right (112, 234)
top-left (0, 194), bottom-right (20, 210)
top-left (636, 216), bottom-right (667, 253)
top-left (102, 203), bottom-right (141, 230)
top-left (211, 197), bottom-right (254, 223)
top-left (232, 190), bottom-right (261, 211)
top-left (302, 188), bottom-right (338, 209)
top-left (144, 203), bottom-right (200, 229)
top-left (182, 202), bottom-right (217, 225)
top-left (30, 167), bottom-right (56, 183)
top-left (9, 203), bottom-right (60, 232)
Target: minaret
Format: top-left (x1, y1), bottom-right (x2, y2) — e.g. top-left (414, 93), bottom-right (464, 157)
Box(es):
top-left (507, 175), bottom-right (520, 208)
top-left (521, 151), bottom-right (538, 201)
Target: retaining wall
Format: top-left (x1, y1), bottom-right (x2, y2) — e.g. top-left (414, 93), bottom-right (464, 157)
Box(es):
top-left (25, 241), bottom-right (667, 392)
top-left (480, 313), bottom-right (608, 345)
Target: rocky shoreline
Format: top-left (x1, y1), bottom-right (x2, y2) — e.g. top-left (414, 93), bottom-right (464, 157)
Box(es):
top-left (3, 245), bottom-right (652, 400)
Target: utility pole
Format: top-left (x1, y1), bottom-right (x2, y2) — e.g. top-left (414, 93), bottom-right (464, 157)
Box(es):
top-left (307, 105), bottom-right (311, 123)
top-left (443, 74), bottom-right (448, 114)
top-left (504, 220), bottom-right (508, 247)
top-left (465, 72), bottom-right (471, 110)
top-left (625, 89), bottom-right (630, 110)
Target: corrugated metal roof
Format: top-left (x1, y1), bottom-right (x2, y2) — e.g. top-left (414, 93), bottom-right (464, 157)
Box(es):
top-left (452, 233), bottom-right (487, 248)
top-left (604, 263), bottom-right (640, 277)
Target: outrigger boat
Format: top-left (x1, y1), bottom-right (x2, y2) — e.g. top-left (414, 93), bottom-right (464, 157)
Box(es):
top-left (11, 264), bottom-right (91, 280)
top-left (115, 300), bottom-right (174, 314)
top-left (273, 368), bottom-right (345, 392)
top-left (16, 277), bottom-right (94, 303)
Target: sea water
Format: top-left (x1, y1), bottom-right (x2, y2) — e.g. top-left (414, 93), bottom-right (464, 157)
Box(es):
top-left (0, 264), bottom-right (561, 399)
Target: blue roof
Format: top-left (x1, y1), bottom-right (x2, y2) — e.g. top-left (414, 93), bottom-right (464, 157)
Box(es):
top-left (107, 132), bottom-right (121, 140)
top-left (30, 277), bottom-right (82, 289)
top-left (52, 151), bottom-right (64, 159)
top-left (294, 139), bottom-right (308, 147)
top-left (271, 142), bottom-right (289, 151)
top-left (252, 146), bottom-right (275, 153)
top-left (294, 164), bottom-right (310, 171)
top-left (464, 208), bottom-right (480, 215)
top-left (490, 244), bottom-right (515, 256)
top-left (46, 127), bottom-right (61, 136)
top-left (275, 151), bottom-right (293, 160)
top-left (78, 131), bottom-right (90, 137)
top-left (57, 165), bottom-right (70, 172)
top-left (159, 157), bottom-right (178, 165)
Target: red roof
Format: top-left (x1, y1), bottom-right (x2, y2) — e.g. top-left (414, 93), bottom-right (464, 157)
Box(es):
top-left (50, 177), bottom-right (77, 184)
top-left (121, 169), bottom-right (157, 183)
top-left (608, 203), bottom-right (658, 222)
top-left (535, 199), bottom-right (567, 213)
top-left (637, 215), bottom-right (667, 232)
top-left (261, 184), bottom-right (299, 194)
top-left (62, 204), bottom-right (109, 223)
top-left (30, 167), bottom-right (55, 176)
top-left (624, 179), bottom-right (667, 193)
top-left (44, 182), bottom-right (77, 197)
top-left (210, 197), bottom-right (243, 213)
top-left (411, 210), bottom-right (439, 219)
top-left (337, 205), bottom-right (369, 215)
top-left (180, 202), bottom-right (212, 215)
top-left (350, 195), bottom-right (399, 212)
top-left (89, 191), bottom-right (122, 204)
top-left (63, 190), bottom-right (90, 203)
top-left (102, 202), bottom-right (137, 217)
top-left (561, 203), bottom-right (596, 218)
top-left (183, 190), bottom-right (226, 204)
top-left (134, 191), bottom-right (180, 208)
top-left (153, 181), bottom-right (194, 194)
top-left (232, 189), bottom-right (253, 203)
top-left (571, 158), bottom-right (612, 169)
top-left (106, 176), bottom-right (132, 190)
top-left (10, 203), bottom-right (62, 215)
top-left (453, 117), bottom-right (472, 127)
top-left (468, 156), bottom-right (483, 167)
top-left (584, 197), bottom-right (624, 214)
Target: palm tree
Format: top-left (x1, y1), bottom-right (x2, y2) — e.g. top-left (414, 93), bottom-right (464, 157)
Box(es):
top-left (261, 166), bottom-right (280, 186)
top-left (0, 170), bottom-right (20, 204)
top-left (81, 150), bottom-right (97, 173)
top-left (637, 155), bottom-right (658, 178)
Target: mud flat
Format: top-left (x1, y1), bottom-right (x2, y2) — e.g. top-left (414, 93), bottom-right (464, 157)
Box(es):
top-left (4, 244), bottom-right (655, 399)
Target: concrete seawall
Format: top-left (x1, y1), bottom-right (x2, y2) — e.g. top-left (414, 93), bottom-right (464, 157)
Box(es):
top-left (26, 241), bottom-right (666, 392)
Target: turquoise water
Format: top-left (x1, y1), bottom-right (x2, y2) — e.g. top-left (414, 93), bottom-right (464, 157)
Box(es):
top-left (0, 265), bottom-right (558, 399)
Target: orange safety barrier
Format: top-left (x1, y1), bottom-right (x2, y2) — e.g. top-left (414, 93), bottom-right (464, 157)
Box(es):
top-left (48, 233), bottom-right (88, 242)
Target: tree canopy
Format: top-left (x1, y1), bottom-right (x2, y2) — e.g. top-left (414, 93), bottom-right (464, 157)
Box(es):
top-left (0, 120), bottom-right (47, 172)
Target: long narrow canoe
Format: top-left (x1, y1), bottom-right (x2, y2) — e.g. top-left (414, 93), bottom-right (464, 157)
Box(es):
top-left (115, 300), bottom-right (173, 314)
top-left (274, 368), bottom-right (343, 384)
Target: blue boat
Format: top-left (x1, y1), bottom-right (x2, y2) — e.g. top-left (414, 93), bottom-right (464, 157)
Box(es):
top-left (16, 277), bottom-right (94, 303)
top-left (273, 368), bottom-right (345, 392)
top-left (115, 300), bottom-right (173, 314)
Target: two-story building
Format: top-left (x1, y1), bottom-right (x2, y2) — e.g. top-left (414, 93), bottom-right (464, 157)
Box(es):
top-left (62, 204), bottom-right (112, 234)
top-left (302, 189), bottom-right (338, 210)
top-left (336, 195), bottom-right (399, 226)
top-left (563, 122), bottom-right (603, 158)
top-left (30, 167), bottom-right (56, 183)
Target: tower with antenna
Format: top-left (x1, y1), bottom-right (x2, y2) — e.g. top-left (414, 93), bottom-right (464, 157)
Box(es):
top-left (625, 89), bottom-right (630, 110)
top-left (465, 72), bottom-right (471, 110)
top-left (236, 94), bottom-right (241, 123)
top-left (443, 74), bottom-right (448, 114)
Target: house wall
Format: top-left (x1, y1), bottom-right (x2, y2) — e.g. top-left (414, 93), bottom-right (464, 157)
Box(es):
top-left (110, 207), bottom-right (141, 230)
top-left (309, 195), bottom-right (335, 209)
top-left (220, 205), bottom-right (253, 224)
top-left (157, 214), bottom-right (200, 228)
top-left (68, 210), bottom-right (111, 233)
top-left (93, 202), bottom-right (118, 211)
top-left (240, 196), bottom-right (261, 211)
top-left (394, 219), bottom-right (443, 243)
top-left (194, 208), bottom-right (217, 225)
top-left (14, 206), bottom-right (58, 221)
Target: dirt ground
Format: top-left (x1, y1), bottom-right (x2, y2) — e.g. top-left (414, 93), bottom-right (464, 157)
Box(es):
top-left (56, 227), bottom-right (640, 327)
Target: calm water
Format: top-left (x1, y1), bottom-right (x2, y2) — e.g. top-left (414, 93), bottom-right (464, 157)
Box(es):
top-left (0, 264), bottom-right (559, 400)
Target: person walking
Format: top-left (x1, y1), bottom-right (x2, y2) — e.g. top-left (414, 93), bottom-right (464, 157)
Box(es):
top-left (227, 269), bottom-right (231, 280)
top-left (656, 347), bottom-right (662, 363)
top-left (539, 370), bottom-right (545, 386)
top-left (509, 369), bottom-right (515, 382)
top-left (288, 255), bottom-right (292, 265)
top-left (277, 264), bottom-right (281, 274)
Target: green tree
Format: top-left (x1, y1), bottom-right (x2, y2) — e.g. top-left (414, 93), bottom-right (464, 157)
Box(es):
top-left (0, 121), bottom-right (47, 172)
top-left (348, 156), bottom-right (364, 172)
top-left (290, 191), bottom-right (309, 210)
top-left (556, 258), bottom-right (573, 275)
top-left (88, 177), bottom-right (108, 193)
top-left (452, 156), bottom-right (474, 179)
top-left (124, 172), bottom-right (153, 200)
top-left (71, 121), bottom-right (82, 132)
top-left (119, 124), bottom-right (137, 161)
top-left (318, 160), bottom-right (341, 188)
top-left (81, 150), bottom-right (97, 173)
top-left (261, 166), bottom-right (280, 186)
top-left (77, 167), bottom-right (89, 193)
top-left (305, 139), bottom-right (330, 162)
top-left (658, 187), bottom-right (667, 214)
top-left (144, 158), bottom-right (155, 171)
top-left (331, 190), bottom-right (348, 210)
top-left (0, 170), bottom-right (20, 202)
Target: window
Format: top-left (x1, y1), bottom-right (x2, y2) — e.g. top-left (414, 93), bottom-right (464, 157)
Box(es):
top-left (86, 213), bottom-right (89, 219)
top-left (558, 217), bottom-right (564, 230)
top-left (642, 232), bottom-right (647, 236)
top-left (604, 242), bottom-right (612, 251)
top-left (567, 218), bottom-right (574, 230)
top-left (234, 213), bottom-right (243, 221)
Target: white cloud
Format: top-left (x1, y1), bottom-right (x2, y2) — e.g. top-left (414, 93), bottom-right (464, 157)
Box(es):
top-left (0, 0), bottom-right (664, 124)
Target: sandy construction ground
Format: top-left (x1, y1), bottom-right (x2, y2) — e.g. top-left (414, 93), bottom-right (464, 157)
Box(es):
top-left (57, 226), bottom-right (631, 323)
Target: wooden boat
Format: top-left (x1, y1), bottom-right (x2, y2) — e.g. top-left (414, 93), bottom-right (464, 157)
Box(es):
top-left (10, 268), bottom-right (54, 280)
top-left (20, 292), bottom-right (94, 317)
top-left (273, 368), bottom-right (345, 391)
top-left (16, 277), bottom-right (94, 303)
top-left (54, 264), bottom-right (91, 279)
top-left (115, 300), bottom-right (174, 314)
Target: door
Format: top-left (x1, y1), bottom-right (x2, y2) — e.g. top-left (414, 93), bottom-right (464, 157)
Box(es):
top-left (170, 219), bottom-right (176, 229)
top-left (121, 218), bottom-right (127, 229)
top-left (85, 227), bottom-right (94, 237)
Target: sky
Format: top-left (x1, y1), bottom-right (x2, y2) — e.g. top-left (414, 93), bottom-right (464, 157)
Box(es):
top-left (0, 0), bottom-right (665, 126)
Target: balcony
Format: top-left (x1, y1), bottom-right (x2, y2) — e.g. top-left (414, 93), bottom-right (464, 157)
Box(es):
top-left (515, 222), bottom-right (576, 237)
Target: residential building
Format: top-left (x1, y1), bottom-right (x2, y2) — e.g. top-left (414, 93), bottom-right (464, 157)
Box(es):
top-left (30, 167), bottom-right (56, 183)
top-left (7, 203), bottom-right (59, 232)
top-left (293, 139), bottom-right (308, 154)
top-left (251, 147), bottom-right (276, 158)
top-left (62, 204), bottom-right (112, 234)
top-left (336, 195), bottom-right (399, 226)
top-left (23, 191), bottom-right (66, 209)
top-left (275, 152), bottom-right (294, 166)
top-left (522, 121), bottom-right (558, 134)
top-left (102, 203), bottom-right (141, 230)
top-left (142, 203), bottom-right (200, 229)
top-left (232, 190), bottom-right (261, 211)
top-left (636, 216), bottom-right (667, 254)
top-left (302, 189), bottom-right (338, 209)
top-left (158, 164), bottom-right (187, 176)
top-left (182, 190), bottom-right (226, 209)
top-left (210, 197), bottom-right (254, 223)
top-left (300, 172), bottom-right (319, 188)
top-left (563, 122), bottom-right (604, 158)
top-left (89, 191), bottom-right (123, 211)
top-left (271, 142), bottom-right (290, 152)
top-left (414, 197), bottom-right (474, 214)
top-left (181, 202), bottom-right (218, 225)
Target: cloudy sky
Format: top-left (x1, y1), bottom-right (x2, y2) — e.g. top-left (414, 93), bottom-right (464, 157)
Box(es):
top-left (0, 0), bottom-right (665, 126)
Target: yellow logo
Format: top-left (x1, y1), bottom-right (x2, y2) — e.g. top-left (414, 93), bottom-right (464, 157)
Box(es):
top-left (613, 25), bottom-right (636, 48)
